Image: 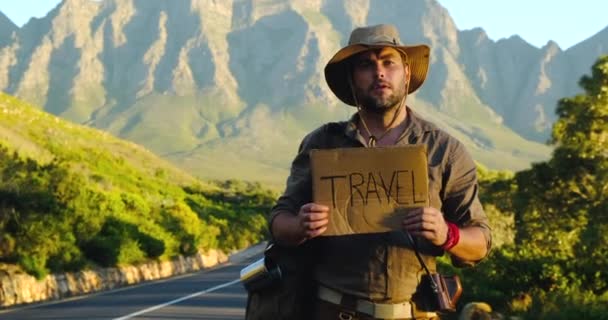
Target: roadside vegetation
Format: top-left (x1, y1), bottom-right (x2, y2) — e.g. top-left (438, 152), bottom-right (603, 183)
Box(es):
top-left (0, 93), bottom-right (274, 279)
top-left (440, 55), bottom-right (608, 319)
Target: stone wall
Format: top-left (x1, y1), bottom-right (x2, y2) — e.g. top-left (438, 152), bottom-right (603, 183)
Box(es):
top-left (0, 249), bottom-right (228, 308)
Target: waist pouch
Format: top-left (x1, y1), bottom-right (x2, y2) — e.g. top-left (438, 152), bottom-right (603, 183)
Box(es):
top-left (243, 242), bottom-right (318, 320)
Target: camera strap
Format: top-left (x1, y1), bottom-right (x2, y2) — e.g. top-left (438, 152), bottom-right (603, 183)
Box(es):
top-left (404, 232), bottom-right (440, 293)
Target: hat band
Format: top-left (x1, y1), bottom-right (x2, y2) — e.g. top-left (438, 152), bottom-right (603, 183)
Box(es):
top-left (360, 40), bottom-right (399, 46)
top-left (350, 34), bottom-right (400, 46)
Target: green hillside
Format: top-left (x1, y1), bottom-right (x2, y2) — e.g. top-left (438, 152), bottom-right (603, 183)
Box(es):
top-left (0, 93), bottom-right (274, 278)
top-left (162, 98), bottom-right (551, 190)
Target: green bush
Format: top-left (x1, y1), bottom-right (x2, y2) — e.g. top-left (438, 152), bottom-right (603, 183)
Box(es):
top-left (138, 232), bottom-right (166, 258)
top-left (116, 238), bottom-right (146, 266)
top-left (82, 217), bottom-right (156, 267)
top-left (17, 255), bottom-right (47, 279)
top-left (185, 182), bottom-right (273, 251)
top-left (82, 224), bottom-right (122, 267)
top-left (445, 245), bottom-right (608, 319)
top-left (46, 243), bottom-right (87, 273)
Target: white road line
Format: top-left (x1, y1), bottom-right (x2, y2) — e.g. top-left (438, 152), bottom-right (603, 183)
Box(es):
top-left (112, 278), bottom-right (242, 320)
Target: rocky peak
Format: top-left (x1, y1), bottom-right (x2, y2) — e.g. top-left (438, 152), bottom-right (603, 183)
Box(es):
top-left (364, 0), bottom-right (460, 53)
top-left (0, 0), bottom-right (606, 179)
top-left (460, 27), bottom-right (490, 47)
top-left (0, 11), bottom-right (17, 47)
top-left (543, 40), bottom-right (561, 51)
top-left (566, 25), bottom-right (608, 78)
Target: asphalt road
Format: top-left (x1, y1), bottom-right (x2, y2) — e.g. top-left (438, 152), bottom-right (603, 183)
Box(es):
top-left (0, 255), bottom-right (260, 320)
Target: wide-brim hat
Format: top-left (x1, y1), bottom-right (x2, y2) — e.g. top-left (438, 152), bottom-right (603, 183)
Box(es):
top-left (324, 24), bottom-right (431, 106)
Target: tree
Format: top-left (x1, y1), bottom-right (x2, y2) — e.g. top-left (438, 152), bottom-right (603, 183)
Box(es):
top-left (459, 56), bottom-right (608, 319)
top-left (514, 55), bottom-right (608, 294)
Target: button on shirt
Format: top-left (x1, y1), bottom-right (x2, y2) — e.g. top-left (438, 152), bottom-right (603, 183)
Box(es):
top-left (270, 107), bottom-right (492, 303)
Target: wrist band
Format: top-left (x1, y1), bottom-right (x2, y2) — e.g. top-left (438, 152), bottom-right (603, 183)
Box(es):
top-left (441, 222), bottom-right (460, 251)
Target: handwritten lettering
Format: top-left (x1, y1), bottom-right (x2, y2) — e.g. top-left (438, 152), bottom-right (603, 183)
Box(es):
top-left (365, 172), bottom-right (381, 205)
top-left (319, 170), bottom-right (422, 208)
top-left (395, 170), bottom-right (408, 205)
top-left (412, 170), bottom-right (426, 204)
top-left (320, 175), bottom-right (347, 208)
top-left (349, 173), bottom-right (365, 206)
top-left (378, 170), bottom-right (396, 201)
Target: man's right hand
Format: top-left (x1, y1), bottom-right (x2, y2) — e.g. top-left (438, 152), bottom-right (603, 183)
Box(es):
top-left (297, 203), bottom-right (330, 240)
top-left (271, 203), bottom-right (329, 246)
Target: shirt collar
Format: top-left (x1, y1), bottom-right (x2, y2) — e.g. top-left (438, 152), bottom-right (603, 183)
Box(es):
top-left (344, 106), bottom-right (435, 145)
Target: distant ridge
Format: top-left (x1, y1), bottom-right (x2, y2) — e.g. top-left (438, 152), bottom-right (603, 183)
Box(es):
top-left (0, 0), bottom-right (605, 185)
top-left (0, 11), bottom-right (17, 47)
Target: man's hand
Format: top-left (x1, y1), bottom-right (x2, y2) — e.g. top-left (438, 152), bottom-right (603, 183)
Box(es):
top-left (402, 207), bottom-right (449, 246)
top-left (271, 203), bottom-right (329, 246)
top-left (297, 203), bottom-right (330, 240)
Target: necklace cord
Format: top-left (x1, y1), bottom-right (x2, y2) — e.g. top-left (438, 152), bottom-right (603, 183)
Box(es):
top-left (348, 67), bottom-right (410, 147)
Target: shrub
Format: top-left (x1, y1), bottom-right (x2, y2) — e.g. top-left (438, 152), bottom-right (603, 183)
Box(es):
top-left (82, 217), bottom-right (163, 267)
top-left (17, 255), bottom-right (47, 279)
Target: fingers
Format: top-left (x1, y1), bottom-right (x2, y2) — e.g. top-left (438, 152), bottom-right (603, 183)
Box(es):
top-left (402, 207), bottom-right (448, 246)
top-left (403, 221), bottom-right (437, 231)
top-left (302, 219), bottom-right (327, 230)
top-left (402, 207), bottom-right (440, 225)
top-left (408, 230), bottom-right (440, 241)
top-left (300, 203), bottom-right (329, 213)
top-left (302, 212), bottom-right (329, 222)
top-left (305, 226), bottom-right (327, 238)
top-left (298, 203), bottom-right (330, 240)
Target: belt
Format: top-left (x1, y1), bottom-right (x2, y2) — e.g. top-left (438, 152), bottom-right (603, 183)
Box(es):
top-left (317, 285), bottom-right (413, 319)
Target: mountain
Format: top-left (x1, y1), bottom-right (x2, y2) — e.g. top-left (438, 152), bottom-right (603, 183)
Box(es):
top-left (456, 28), bottom-right (605, 142)
top-left (0, 0), bottom-right (605, 186)
top-left (0, 12), bottom-right (17, 47)
top-left (565, 25), bottom-right (608, 85)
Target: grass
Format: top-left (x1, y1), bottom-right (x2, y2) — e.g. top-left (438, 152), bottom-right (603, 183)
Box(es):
top-left (0, 92), bottom-right (202, 187)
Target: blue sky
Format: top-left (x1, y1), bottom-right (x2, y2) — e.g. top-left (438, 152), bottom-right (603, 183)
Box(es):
top-left (438, 0), bottom-right (608, 49)
top-left (0, 0), bottom-right (606, 49)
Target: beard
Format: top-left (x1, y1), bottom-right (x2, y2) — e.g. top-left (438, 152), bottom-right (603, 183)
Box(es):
top-left (356, 80), bottom-right (407, 114)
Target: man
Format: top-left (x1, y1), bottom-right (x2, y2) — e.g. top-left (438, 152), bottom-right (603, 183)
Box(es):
top-left (270, 24), bottom-right (491, 320)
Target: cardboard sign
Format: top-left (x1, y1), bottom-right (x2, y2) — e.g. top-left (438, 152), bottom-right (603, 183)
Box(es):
top-left (310, 145), bottom-right (429, 236)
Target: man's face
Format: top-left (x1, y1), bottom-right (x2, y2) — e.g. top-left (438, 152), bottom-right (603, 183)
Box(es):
top-left (351, 47), bottom-right (409, 113)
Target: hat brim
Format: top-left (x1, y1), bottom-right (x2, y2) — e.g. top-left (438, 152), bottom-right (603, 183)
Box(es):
top-left (324, 44), bottom-right (430, 106)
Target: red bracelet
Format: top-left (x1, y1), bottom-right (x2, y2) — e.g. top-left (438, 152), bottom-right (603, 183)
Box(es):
top-left (441, 222), bottom-right (460, 250)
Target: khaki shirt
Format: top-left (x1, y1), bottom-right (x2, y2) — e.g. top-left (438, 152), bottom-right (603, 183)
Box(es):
top-left (270, 107), bottom-right (492, 303)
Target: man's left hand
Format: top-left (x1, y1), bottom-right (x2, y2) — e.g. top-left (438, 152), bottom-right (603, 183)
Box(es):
top-left (402, 207), bottom-right (449, 246)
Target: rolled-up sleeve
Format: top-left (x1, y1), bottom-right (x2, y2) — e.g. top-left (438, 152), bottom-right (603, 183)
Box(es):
top-left (442, 139), bottom-right (492, 266)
